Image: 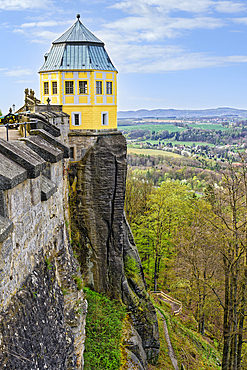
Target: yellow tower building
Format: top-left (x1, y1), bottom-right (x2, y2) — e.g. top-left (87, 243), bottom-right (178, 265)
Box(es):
top-left (39, 14), bottom-right (117, 131)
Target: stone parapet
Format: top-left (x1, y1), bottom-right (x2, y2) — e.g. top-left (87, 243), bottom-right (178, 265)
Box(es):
top-left (30, 128), bottom-right (69, 158)
top-left (21, 135), bottom-right (64, 163)
top-left (0, 138), bottom-right (46, 179)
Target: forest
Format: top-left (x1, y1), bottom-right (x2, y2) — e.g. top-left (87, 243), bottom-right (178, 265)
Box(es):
top-left (125, 152), bottom-right (247, 370)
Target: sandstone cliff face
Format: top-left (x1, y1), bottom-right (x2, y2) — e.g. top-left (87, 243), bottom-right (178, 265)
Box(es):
top-left (69, 132), bottom-right (160, 366)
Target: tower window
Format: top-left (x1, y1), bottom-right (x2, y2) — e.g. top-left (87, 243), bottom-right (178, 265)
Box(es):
top-left (74, 114), bottom-right (79, 125)
top-left (101, 112), bottom-right (108, 126)
top-left (106, 82), bottom-right (112, 95)
top-left (79, 81), bottom-right (87, 94)
top-left (72, 112), bottom-right (81, 126)
top-left (96, 81), bottom-right (102, 94)
top-left (65, 81), bottom-right (74, 94)
top-left (44, 82), bottom-right (49, 95)
top-left (69, 147), bottom-right (74, 159)
top-left (52, 81), bottom-right (57, 94)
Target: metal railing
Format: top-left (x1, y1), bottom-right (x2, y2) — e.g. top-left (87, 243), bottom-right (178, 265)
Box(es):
top-left (151, 290), bottom-right (182, 316)
top-left (3, 121), bottom-right (32, 141)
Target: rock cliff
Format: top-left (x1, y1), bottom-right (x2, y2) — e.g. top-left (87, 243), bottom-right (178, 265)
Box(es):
top-left (69, 132), bottom-right (160, 367)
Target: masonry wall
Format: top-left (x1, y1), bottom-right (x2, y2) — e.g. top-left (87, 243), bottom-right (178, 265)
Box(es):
top-left (0, 132), bottom-right (86, 370)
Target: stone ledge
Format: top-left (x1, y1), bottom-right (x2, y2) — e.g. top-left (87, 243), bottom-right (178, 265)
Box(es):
top-left (30, 129), bottom-right (69, 158)
top-left (21, 136), bottom-right (64, 163)
top-left (29, 117), bottom-right (61, 137)
top-left (41, 175), bottom-right (57, 201)
top-left (68, 129), bottom-right (121, 137)
top-left (0, 138), bottom-right (46, 179)
top-left (0, 153), bottom-right (27, 190)
top-left (0, 215), bottom-right (13, 243)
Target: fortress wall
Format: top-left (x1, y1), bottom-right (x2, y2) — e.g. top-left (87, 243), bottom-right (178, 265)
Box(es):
top-left (0, 131), bottom-right (86, 370)
top-left (0, 160), bottom-right (67, 307)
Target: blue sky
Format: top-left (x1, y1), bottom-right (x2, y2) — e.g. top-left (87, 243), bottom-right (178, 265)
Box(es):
top-left (1, 0), bottom-right (247, 114)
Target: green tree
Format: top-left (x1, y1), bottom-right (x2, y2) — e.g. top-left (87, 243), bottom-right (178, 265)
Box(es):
top-left (205, 155), bottom-right (247, 370)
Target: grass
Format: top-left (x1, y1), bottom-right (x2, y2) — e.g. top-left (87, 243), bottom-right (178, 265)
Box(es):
top-left (84, 288), bottom-right (126, 370)
top-left (127, 148), bottom-right (182, 158)
top-left (119, 122), bottom-right (231, 133)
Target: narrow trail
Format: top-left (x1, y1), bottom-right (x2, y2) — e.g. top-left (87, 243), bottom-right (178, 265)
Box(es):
top-left (156, 309), bottom-right (179, 370)
top-left (151, 291), bottom-right (182, 370)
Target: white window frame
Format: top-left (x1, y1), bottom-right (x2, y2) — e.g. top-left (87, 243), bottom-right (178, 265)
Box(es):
top-left (52, 81), bottom-right (57, 95)
top-left (65, 81), bottom-right (74, 94)
top-left (106, 81), bottom-right (112, 95)
top-left (96, 81), bottom-right (102, 95)
top-left (44, 81), bottom-right (49, 95)
top-left (72, 112), bottom-right (81, 126)
top-left (101, 112), bottom-right (108, 126)
top-left (79, 80), bottom-right (88, 94)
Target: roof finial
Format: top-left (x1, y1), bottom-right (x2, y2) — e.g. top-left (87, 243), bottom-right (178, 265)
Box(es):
top-left (76, 14), bottom-right (80, 19)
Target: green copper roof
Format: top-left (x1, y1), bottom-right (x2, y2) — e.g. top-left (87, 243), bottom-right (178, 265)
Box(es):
top-left (39, 15), bottom-right (117, 72)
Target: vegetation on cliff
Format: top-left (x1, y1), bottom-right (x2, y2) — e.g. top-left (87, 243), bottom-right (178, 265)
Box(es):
top-left (83, 288), bottom-right (126, 370)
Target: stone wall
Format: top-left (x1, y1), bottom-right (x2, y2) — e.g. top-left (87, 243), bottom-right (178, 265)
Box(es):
top-left (0, 130), bottom-right (86, 369)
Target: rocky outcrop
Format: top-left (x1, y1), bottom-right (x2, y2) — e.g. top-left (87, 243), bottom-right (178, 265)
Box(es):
top-left (69, 132), bottom-right (160, 365)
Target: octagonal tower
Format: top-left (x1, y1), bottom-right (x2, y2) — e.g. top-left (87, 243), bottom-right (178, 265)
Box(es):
top-left (39, 14), bottom-right (117, 131)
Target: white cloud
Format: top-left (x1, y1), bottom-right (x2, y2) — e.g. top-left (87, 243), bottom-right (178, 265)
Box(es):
top-left (4, 68), bottom-right (34, 77)
top-left (105, 42), bottom-right (247, 73)
top-left (20, 19), bottom-right (73, 28)
top-left (103, 16), bottom-right (224, 42)
top-left (111, 0), bottom-right (246, 14)
top-left (0, 0), bottom-right (52, 10)
top-left (233, 17), bottom-right (247, 24)
top-left (215, 1), bottom-right (246, 13)
top-left (14, 80), bottom-right (35, 83)
top-left (12, 19), bottom-right (73, 44)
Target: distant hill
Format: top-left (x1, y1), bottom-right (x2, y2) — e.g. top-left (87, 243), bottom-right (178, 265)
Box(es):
top-left (117, 107), bottom-right (247, 118)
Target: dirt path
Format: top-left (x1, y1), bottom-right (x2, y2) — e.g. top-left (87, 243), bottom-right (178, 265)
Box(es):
top-left (157, 309), bottom-right (179, 370)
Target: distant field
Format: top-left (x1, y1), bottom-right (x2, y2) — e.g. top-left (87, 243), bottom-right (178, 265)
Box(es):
top-left (119, 122), bottom-right (230, 133)
top-left (127, 148), bottom-right (182, 157)
top-left (138, 140), bottom-right (214, 146)
top-left (190, 123), bottom-right (231, 131)
top-left (119, 124), bottom-right (185, 133)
